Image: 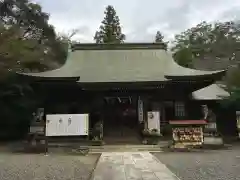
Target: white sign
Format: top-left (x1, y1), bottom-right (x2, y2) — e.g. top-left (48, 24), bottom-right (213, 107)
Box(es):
top-left (147, 111), bottom-right (160, 132)
top-left (46, 114), bottom-right (89, 136)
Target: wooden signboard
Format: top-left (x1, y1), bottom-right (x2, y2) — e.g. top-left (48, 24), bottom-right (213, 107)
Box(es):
top-left (172, 127), bottom-right (204, 146)
top-left (170, 120), bottom-right (206, 148)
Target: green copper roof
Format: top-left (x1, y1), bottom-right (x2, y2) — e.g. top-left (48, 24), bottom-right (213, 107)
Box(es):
top-left (192, 84), bottom-right (230, 100)
top-left (20, 43), bottom-right (226, 83)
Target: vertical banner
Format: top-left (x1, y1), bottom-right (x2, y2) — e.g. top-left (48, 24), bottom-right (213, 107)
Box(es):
top-left (138, 96), bottom-right (144, 123)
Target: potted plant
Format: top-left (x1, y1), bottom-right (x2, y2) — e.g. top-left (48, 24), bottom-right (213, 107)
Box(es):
top-left (142, 129), bottom-right (162, 145)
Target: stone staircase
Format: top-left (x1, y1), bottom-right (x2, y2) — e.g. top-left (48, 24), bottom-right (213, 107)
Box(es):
top-left (88, 144), bottom-right (166, 153)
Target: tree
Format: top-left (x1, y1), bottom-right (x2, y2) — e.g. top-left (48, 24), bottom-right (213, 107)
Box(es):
top-left (0, 0), bottom-right (69, 139)
top-left (57, 29), bottom-right (80, 46)
top-left (94, 5), bottom-right (125, 44)
top-left (221, 87), bottom-right (240, 109)
top-left (172, 21), bottom-right (240, 63)
top-left (155, 31), bottom-right (168, 50)
top-left (0, 0), bottom-right (68, 69)
top-left (173, 48), bottom-right (193, 68)
top-left (225, 67), bottom-right (240, 88)
top-left (172, 20), bottom-right (240, 107)
top-left (155, 31), bottom-right (164, 43)
top-left (172, 21), bottom-right (240, 83)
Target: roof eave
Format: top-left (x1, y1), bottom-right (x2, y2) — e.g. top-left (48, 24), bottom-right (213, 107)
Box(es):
top-left (165, 70), bottom-right (226, 81)
top-left (16, 72), bottom-right (80, 82)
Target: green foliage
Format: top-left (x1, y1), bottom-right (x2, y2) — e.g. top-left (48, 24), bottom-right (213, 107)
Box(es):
top-left (0, 0), bottom-right (71, 71)
top-left (225, 67), bottom-right (240, 88)
top-left (172, 21), bottom-right (240, 64)
top-left (0, 0), bottom-right (68, 70)
top-left (172, 21), bottom-right (240, 82)
top-left (0, 0), bottom-right (68, 139)
top-left (0, 25), bottom-right (49, 74)
top-left (94, 5), bottom-right (125, 44)
top-left (221, 87), bottom-right (240, 109)
top-left (0, 74), bottom-right (41, 139)
top-left (173, 48), bottom-right (193, 68)
top-left (172, 21), bottom-right (240, 106)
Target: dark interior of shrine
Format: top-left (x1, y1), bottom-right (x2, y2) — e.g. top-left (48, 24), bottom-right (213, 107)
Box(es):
top-left (101, 96), bottom-right (140, 144)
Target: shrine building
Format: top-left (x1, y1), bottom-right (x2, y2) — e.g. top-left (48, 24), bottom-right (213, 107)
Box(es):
top-left (18, 43), bottom-right (234, 144)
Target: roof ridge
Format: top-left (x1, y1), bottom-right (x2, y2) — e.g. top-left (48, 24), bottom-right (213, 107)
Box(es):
top-left (71, 43), bottom-right (167, 50)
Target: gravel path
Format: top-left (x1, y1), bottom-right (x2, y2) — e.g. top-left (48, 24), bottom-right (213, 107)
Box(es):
top-left (153, 148), bottom-right (240, 180)
top-left (0, 153), bottom-right (99, 180)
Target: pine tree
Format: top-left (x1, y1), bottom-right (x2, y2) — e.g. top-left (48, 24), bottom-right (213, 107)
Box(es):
top-left (155, 31), bottom-right (168, 50)
top-left (155, 31), bottom-right (164, 43)
top-left (94, 5), bottom-right (125, 44)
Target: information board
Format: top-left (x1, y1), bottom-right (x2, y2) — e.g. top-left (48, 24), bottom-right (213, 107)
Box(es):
top-left (46, 114), bottom-right (89, 136)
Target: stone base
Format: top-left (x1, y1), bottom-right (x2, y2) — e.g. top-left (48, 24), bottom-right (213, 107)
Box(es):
top-left (142, 137), bottom-right (161, 145)
top-left (204, 137), bottom-right (223, 145)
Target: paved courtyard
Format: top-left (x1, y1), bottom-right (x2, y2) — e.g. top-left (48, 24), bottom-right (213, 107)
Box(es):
top-left (0, 153), bottom-right (99, 180)
top-left (92, 152), bottom-right (179, 180)
top-left (153, 147), bottom-right (240, 180)
top-left (1, 147), bottom-right (240, 180)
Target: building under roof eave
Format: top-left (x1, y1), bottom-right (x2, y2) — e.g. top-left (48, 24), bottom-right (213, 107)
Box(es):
top-left (17, 43), bottom-right (226, 84)
top-left (192, 84), bottom-right (230, 100)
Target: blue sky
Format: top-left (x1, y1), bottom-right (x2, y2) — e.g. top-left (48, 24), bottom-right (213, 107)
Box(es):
top-left (35, 0), bottom-right (240, 42)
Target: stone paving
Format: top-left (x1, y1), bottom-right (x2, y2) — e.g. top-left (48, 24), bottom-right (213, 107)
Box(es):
top-left (92, 152), bottom-right (180, 180)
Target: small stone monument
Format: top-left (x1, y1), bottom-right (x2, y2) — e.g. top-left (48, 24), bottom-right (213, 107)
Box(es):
top-left (202, 105), bottom-right (223, 146)
top-left (26, 108), bottom-right (47, 153)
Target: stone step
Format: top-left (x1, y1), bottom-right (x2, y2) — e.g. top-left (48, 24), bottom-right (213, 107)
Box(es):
top-left (89, 145), bottom-right (163, 149)
top-left (89, 145), bottom-right (163, 153)
top-left (89, 149), bottom-right (163, 153)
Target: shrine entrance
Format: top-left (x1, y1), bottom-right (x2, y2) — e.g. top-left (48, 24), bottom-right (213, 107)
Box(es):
top-left (103, 96), bottom-right (141, 144)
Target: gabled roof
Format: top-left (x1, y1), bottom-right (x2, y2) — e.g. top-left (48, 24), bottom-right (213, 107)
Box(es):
top-left (192, 84), bottom-right (230, 100)
top-left (18, 43), bottom-right (226, 83)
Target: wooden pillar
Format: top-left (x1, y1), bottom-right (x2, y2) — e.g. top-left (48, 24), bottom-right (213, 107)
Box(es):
top-left (160, 103), bottom-right (166, 133)
top-left (143, 96), bottom-right (149, 131)
top-left (138, 96), bottom-right (144, 123)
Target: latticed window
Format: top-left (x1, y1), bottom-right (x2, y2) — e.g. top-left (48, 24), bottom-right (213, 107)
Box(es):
top-left (175, 102), bottom-right (185, 117)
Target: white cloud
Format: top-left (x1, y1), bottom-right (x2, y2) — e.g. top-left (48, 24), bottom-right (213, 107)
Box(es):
top-left (35, 0), bottom-right (240, 42)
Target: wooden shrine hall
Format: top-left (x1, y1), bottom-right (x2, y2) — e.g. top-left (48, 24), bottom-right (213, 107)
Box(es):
top-left (18, 43), bottom-right (232, 145)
